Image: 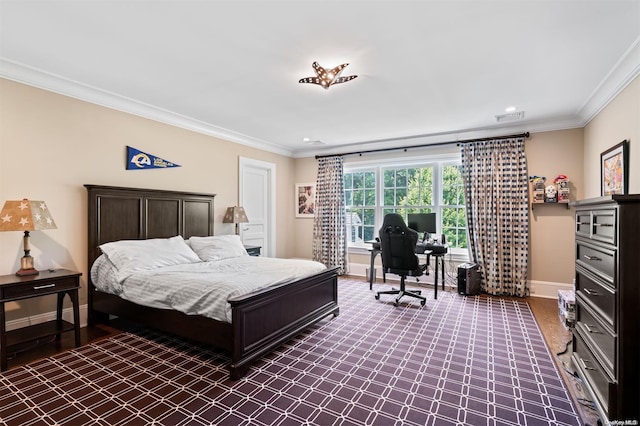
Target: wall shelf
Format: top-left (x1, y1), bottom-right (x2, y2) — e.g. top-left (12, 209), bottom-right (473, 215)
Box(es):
top-left (531, 202), bottom-right (570, 210)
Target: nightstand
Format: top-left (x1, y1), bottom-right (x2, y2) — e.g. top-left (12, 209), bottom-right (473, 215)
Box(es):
top-left (0, 269), bottom-right (82, 371)
top-left (244, 245), bottom-right (261, 256)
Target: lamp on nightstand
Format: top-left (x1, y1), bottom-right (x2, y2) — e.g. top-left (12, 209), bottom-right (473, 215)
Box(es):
top-left (223, 206), bottom-right (249, 235)
top-left (0, 199), bottom-right (57, 276)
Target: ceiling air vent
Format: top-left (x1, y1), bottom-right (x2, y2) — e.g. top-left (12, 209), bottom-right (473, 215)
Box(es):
top-left (302, 139), bottom-right (326, 146)
top-left (495, 111), bottom-right (525, 122)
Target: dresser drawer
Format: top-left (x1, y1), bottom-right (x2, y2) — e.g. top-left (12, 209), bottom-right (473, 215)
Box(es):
top-left (1, 277), bottom-right (79, 301)
top-left (576, 294), bottom-right (616, 374)
top-left (575, 208), bottom-right (617, 245)
top-left (575, 265), bottom-right (616, 329)
top-left (576, 240), bottom-right (616, 285)
top-left (591, 209), bottom-right (617, 245)
top-left (573, 331), bottom-right (613, 416)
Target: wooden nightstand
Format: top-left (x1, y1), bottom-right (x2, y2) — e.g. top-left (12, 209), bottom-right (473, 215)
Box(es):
top-left (244, 245), bottom-right (261, 256)
top-left (0, 269), bottom-right (82, 371)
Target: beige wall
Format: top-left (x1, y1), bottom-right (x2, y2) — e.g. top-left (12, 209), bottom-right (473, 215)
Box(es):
top-left (584, 75), bottom-right (640, 198)
top-left (293, 138), bottom-right (583, 286)
top-left (3, 74), bottom-right (634, 321)
top-left (526, 129), bottom-right (583, 285)
top-left (0, 78), bottom-right (297, 320)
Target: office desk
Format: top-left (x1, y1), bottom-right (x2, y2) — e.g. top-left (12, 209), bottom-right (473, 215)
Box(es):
top-left (367, 242), bottom-right (384, 290)
top-left (431, 252), bottom-right (446, 300)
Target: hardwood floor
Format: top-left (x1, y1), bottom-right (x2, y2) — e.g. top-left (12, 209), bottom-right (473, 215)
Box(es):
top-left (4, 288), bottom-right (600, 425)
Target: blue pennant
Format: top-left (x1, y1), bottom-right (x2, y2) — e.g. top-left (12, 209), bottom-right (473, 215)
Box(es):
top-left (126, 146), bottom-right (181, 170)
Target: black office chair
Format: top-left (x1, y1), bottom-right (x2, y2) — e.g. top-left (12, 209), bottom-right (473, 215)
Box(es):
top-left (374, 213), bottom-right (427, 307)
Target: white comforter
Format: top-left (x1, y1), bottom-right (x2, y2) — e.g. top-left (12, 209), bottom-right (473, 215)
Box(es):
top-left (91, 255), bottom-right (327, 323)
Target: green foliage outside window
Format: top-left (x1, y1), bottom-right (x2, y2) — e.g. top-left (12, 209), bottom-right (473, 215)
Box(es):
top-left (441, 165), bottom-right (467, 248)
top-left (344, 171), bottom-right (376, 243)
top-left (344, 162), bottom-right (467, 249)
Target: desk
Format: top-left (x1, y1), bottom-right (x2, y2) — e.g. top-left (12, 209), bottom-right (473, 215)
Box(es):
top-left (367, 242), bottom-right (385, 290)
top-left (431, 252), bottom-right (446, 300)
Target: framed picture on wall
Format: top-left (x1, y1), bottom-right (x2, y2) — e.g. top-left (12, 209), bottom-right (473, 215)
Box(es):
top-left (296, 183), bottom-right (316, 217)
top-left (600, 139), bottom-right (629, 196)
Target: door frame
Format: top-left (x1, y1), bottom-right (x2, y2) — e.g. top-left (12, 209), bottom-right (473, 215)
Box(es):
top-left (239, 157), bottom-right (276, 257)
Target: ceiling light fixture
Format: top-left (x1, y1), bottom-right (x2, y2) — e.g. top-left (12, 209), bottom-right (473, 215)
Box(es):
top-left (299, 62), bottom-right (357, 90)
top-left (505, 106), bottom-right (517, 112)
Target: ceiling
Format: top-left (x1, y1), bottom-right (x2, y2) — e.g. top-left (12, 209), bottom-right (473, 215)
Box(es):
top-left (1, 1), bottom-right (639, 158)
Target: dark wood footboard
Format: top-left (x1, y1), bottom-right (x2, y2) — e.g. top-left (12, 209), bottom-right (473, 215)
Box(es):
top-left (228, 267), bottom-right (339, 379)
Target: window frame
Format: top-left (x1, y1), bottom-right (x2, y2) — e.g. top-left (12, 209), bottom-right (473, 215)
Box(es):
top-left (344, 154), bottom-right (467, 256)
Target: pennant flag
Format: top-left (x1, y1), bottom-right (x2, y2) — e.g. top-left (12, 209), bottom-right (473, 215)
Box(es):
top-left (126, 146), bottom-right (181, 170)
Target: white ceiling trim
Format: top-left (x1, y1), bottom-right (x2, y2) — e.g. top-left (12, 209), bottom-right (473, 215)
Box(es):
top-left (0, 58), bottom-right (294, 157)
top-left (578, 35), bottom-right (640, 126)
top-left (2, 38), bottom-right (639, 159)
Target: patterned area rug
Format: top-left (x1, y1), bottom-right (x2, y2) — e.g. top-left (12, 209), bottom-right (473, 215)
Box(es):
top-left (0, 278), bottom-right (580, 426)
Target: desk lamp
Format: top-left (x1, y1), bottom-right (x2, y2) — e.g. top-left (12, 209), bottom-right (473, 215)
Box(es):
top-left (0, 199), bottom-right (57, 276)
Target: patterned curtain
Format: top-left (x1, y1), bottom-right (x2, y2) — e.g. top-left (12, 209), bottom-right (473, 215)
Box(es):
top-left (313, 156), bottom-right (348, 274)
top-left (461, 138), bottom-right (529, 297)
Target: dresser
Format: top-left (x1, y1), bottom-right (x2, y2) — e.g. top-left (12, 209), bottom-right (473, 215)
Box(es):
top-left (571, 195), bottom-right (640, 423)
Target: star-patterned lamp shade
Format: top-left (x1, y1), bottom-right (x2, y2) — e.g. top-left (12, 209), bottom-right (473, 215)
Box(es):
top-left (222, 206), bottom-right (249, 235)
top-left (0, 199), bottom-right (57, 276)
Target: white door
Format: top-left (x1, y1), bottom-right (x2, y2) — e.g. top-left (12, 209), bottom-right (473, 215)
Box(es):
top-left (239, 157), bottom-right (276, 257)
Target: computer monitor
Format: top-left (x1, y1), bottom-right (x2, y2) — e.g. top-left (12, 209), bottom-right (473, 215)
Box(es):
top-left (407, 213), bottom-right (436, 241)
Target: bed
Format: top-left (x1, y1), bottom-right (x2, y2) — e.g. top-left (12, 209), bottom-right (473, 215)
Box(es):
top-left (85, 184), bottom-right (339, 379)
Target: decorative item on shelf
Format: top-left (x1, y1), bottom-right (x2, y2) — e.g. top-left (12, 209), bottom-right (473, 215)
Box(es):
top-left (0, 199), bottom-right (57, 276)
top-left (223, 206), bottom-right (249, 235)
top-left (544, 185), bottom-right (558, 203)
top-left (554, 174), bottom-right (570, 203)
top-left (529, 176), bottom-right (546, 203)
top-left (298, 61), bottom-right (357, 90)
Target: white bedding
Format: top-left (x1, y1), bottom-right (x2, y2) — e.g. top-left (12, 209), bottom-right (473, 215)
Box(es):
top-left (91, 255), bottom-right (327, 323)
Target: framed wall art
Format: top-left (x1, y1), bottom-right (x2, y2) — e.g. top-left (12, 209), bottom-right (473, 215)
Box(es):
top-left (600, 139), bottom-right (629, 196)
top-left (296, 183), bottom-right (316, 217)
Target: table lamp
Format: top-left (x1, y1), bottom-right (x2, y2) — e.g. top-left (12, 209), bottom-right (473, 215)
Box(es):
top-left (222, 206), bottom-right (249, 235)
top-left (0, 199), bottom-right (57, 276)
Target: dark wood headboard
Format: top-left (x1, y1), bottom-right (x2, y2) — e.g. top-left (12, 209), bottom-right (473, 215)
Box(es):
top-left (85, 185), bottom-right (216, 269)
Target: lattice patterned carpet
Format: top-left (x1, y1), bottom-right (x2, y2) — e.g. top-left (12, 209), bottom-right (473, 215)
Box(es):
top-left (0, 278), bottom-right (580, 425)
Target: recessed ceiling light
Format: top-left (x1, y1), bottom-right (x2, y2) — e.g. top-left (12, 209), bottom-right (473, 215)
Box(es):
top-left (505, 106), bottom-right (517, 112)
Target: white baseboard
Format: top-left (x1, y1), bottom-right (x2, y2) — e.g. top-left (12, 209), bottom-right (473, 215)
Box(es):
top-left (529, 280), bottom-right (574, 299)
top-left (5, 304), bottom-right (88, 332)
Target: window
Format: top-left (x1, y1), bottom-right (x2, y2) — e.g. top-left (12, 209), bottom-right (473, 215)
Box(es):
top-left (344, 157), bottom-right (467, 252)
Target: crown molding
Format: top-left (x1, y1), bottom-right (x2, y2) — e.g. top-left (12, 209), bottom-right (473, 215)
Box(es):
top-left (577, 35), bottom-right (640, 126)
top-left (0, 59), bottom-right (294, 157)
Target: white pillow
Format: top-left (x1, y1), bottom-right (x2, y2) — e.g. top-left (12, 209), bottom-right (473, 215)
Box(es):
top-left (189, 235), bottom-right (249, 261)
top-left (99, 236), bottom-right (201, 279)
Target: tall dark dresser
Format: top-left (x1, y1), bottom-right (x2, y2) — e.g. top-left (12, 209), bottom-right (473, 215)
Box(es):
top-left (571, 195), bottom-right (640, 423)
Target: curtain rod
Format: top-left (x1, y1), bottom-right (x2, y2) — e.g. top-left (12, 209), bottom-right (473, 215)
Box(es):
top-left (315, 132), bottom-right (530, 159)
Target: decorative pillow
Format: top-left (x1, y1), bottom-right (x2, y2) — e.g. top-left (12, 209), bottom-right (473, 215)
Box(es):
top-left (188, 234), bottom-right (249, 261)
top-left (99, 236), bottom-right (201, 279)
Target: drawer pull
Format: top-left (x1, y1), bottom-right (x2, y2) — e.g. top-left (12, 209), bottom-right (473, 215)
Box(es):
top-left (583, 255), bottom-right (601, 261)
top-left (593, 223), bottom-right (613, 227)
top-left (583, 288), bottom-right (600, 296)
top-left (584, 323), bottom-right (601, 334)
top-left (579, 358), bottom-right (597, 371)
top-left (576, 222), bottom-right (589, 226)
top-left (33, 284), bottom-right (55, 290)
